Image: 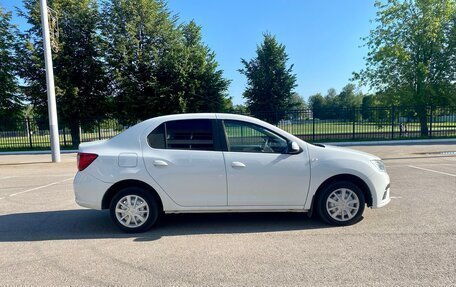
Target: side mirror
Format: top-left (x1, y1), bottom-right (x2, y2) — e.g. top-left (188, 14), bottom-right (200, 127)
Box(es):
top-left (288, 141), bottom-right (300, 154)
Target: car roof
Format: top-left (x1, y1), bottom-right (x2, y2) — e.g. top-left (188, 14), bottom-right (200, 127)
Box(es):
top-left (107, 113), bottom-right (306, 148)
top-left (112, 113), bottom-right (254, 140)
top-left (141, 113), bottom-right (254, 122)
top-left (140, 113), bottom-right (288, 133)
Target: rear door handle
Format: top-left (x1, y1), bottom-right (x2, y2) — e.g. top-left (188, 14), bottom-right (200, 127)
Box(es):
top-left (153, 160), bottom-right (168, 167)
top-left (231, 161), bottom-right (246, 168)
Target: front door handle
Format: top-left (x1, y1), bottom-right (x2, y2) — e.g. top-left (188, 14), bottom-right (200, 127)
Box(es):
top-left (231, 161), bottom-right (246, 168)
top-left (153, 160), bottom-right (168, 167)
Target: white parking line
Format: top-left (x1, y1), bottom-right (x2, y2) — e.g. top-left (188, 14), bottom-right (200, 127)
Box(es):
top-left (8, 178), bottom-right (73, 197)
top-left (1, 174), bottom-right (74, 179)
top-left (408, 165), bottom-right (456, 177)
top-left (19, 174), bottom-right (74, 178)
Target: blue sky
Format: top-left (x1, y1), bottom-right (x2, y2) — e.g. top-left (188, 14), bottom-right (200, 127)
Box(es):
top-left (1, 0), bottom-right (377, 105)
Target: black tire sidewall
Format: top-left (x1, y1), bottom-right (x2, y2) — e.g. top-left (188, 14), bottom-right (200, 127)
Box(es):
top-left (109, 187), bottom-right (159, 233)
top-left (317, 181), bottom-right (366, 226)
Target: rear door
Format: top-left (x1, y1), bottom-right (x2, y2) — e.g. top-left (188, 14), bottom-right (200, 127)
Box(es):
top-left (143, 118), bottom-right (227, 207)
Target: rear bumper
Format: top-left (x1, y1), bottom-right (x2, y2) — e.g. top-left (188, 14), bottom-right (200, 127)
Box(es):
top-left (73, 172), bottom-right (111, 210)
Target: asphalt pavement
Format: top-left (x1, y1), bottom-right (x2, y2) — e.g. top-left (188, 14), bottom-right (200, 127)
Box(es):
top-left (0, 143), bottom-right (455, 286)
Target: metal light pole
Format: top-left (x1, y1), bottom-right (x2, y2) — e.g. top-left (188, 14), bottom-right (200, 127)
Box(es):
top-left (39, 0), bottom-right (61, 162)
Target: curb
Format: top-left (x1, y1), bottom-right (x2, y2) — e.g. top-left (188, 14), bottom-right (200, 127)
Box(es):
top-left (325, 138), bottom-right (456, 146)
top-left (0, 150), bottom-right (78, 155)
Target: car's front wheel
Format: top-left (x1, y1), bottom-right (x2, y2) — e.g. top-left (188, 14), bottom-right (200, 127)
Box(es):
top-left (109, 187), bottom-right (159, 233)
top-left (316, 181), bottom-right (365, 226)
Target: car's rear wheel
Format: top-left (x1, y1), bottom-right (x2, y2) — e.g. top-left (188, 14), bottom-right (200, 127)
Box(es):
top-left (316, 181), bottom-right (365, 226)
top-left (109, 187), bottom-right (159, 233)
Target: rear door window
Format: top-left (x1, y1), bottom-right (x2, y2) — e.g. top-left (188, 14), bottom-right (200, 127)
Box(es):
top-left (148, 119), bottom-right (215, 151)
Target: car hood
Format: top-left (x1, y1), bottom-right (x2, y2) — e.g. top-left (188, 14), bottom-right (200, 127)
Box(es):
top-left (307, 143), bottom-right (381, 161)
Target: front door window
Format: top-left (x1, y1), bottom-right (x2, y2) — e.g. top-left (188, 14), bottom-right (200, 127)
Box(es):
top-left (223, 120), bottom-right (288, 153)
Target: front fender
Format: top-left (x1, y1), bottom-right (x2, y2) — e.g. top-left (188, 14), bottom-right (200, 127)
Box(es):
top-left (304, 158), bottom-right (376, 210)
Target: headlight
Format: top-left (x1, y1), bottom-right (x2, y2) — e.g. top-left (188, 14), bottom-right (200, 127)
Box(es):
top-left (371, 160), bottom-right (386, 172)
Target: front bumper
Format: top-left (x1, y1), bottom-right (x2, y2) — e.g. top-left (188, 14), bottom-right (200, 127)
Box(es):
top-left (375, 184), bottom-right (391, 208)
top-left (365, 170), bottom-right (391, 209)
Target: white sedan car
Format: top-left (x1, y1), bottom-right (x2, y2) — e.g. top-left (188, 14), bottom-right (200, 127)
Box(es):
top-left (74, 113), bottom-right (390, 232)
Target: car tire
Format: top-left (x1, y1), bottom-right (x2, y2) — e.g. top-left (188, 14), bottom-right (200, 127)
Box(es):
top-left (109, 187), bottom-right (159, 233)
top-left (316, 181), bottom-right (365, 226)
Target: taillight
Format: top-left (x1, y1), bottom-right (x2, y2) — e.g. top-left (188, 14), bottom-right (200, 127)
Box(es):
top-left (77, 153), bottom-right (98, 171)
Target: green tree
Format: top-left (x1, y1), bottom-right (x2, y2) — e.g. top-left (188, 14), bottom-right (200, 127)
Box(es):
top-left (337, 84), bottom-right (363, 109)
top-left (287, 92), bottom-right (307, 121)
top-left (322, 88), bottom-right (338, 119)
top-left (361, 95), bottom-right (375, 120)
top-left (324, 88), bottom-right (337, 108)
top-left (18, 0), bottom-right (109, 146)
top-left (102, 1), bottom-right (230, 123)
top-left (354, 0), bottom-right (456, 136)
top-left (0, 5), bottom-right (23, 129)
top-left (179, 21), bottom-right (231, 113)
top-left (231, 104), bottom-right (249, 114)
top-left (335, 84), bottom-right (364, 119)
top-left (289, 92), bottom-right (307, 110)
top-left (239, 33), bottom-right (297, 124)
top-left (102, 0), bottom-right (182, 124)
top-left (308, 93), bottom-right (325, 119)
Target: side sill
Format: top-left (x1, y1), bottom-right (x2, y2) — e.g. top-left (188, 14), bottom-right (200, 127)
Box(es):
top-left (75, 199), bottom-right (102, 210)
top-left (164, 208), bottom-right (309, 214)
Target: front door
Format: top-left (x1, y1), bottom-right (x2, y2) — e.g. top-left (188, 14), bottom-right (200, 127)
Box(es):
top-left (222, 120), bottom-right (310, 206)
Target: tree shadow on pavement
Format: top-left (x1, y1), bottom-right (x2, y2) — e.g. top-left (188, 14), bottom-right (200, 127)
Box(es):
top-left (0, 209), bottom-right (336, 242)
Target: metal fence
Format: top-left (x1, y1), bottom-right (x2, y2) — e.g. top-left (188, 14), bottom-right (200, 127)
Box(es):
top-left (270, 106), bottom-right (456, 142)
top-left (0, 118), bottom-right (125, 151)
top-left (1, 106), bottom-right (455, 151)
